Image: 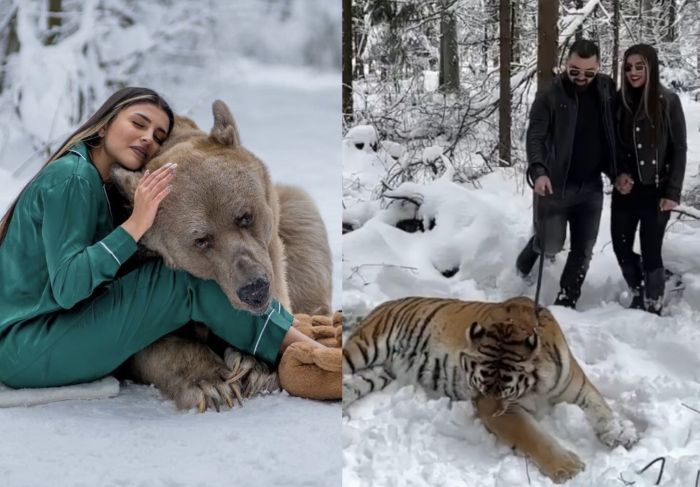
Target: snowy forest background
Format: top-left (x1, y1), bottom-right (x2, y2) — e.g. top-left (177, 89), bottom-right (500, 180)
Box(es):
top-left (342, 0), bottom-right (699, 187)
top-left (0, 0), bottom-right (339, 180)
top-left (342, 1), bottom-right (700, 486)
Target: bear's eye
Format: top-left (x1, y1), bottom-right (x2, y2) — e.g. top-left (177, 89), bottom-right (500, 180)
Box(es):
top-left (236, 213), bottom-right (253, 228)
top-left (194, 236), bottom-right (212, 250)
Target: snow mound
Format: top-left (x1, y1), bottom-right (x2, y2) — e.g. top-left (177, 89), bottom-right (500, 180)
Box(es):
top-left (345, 125), bottom-right (378, 153)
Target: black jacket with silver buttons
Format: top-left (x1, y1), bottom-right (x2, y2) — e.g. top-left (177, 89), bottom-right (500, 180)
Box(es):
top-left (617, 86), bottom-right (687, 203)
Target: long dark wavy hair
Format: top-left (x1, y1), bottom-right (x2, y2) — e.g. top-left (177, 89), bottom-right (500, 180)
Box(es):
top-left (620, 44), bottom-right (667, 139)
top-left (0, 87), bottom-right (175, 245)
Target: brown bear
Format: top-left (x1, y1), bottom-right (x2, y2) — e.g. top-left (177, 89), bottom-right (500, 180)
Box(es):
top-left (111, 100), bottom-right (340, 410)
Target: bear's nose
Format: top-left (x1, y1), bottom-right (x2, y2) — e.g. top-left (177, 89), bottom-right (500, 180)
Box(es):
top-left (236, 278), bottom-right (270, 308)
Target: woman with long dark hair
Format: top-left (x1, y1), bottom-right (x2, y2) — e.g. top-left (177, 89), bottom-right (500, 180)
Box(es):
top-left (0, 87), bottom-right (317, 392)
top-left (612, 44), bottom-right (687, 314)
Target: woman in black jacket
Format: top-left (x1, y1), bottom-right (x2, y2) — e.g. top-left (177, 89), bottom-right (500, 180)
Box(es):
top-left (613, 44), bottom-right (687, 314)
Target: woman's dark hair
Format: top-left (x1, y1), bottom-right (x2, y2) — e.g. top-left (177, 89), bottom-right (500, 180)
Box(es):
top-left (0, 87), bottom-right (174, 244)
top-left (620, 44), bottom-right (665, 133)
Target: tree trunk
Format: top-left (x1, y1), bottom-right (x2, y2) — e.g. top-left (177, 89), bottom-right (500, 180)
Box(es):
top-left (0, 7), bottom-right (20, 93)
top-left (575, 0), bottom-right (583, 40)
top-left (697, 1), bottom-right (700, 78)
top-left (439, 2), bottom-right (460, 92)
top-left (511, 0), bottom-right (520, 65)
top-left (342, 0), bottom-right (353, 124)
top-left (482, 0), bottom-right (490, 71)
top-left (612, 0), bottom-right (620, 86)
top-left (589, 3), bottom-right (599, 43)
top-left (46, 0), bottom-right (62, 46)
top-left (639, 0), bottom-right (654, 41)
top-left (537, 0), bottom-right (558, 93)
top-left (353, 30), bottom-right (366, 79)
top-left (499, 0), bottom-right (512, 166)
top-left (352, 1), bottom-right (366, 80)
top-left (662, 0), bottom-right (676, 42)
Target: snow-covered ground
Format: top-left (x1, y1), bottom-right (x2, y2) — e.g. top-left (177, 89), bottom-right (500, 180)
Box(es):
top-left (0, 66), bottom-right (341, 487)
top-left (342, 95), bottom-right (700, 486)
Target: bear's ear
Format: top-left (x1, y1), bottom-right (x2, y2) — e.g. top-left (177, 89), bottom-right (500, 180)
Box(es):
top-left (210, 100), bottom-right (241, 148)
top-left (110, 166), bottom-right (142, 203)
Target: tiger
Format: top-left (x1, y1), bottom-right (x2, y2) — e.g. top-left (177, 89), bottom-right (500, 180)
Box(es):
top-left (342, 296), bottom-right (639, 484)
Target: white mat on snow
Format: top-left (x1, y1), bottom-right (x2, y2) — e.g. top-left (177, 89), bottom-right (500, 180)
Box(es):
top-left (0, 376), bottom-right (119, 407)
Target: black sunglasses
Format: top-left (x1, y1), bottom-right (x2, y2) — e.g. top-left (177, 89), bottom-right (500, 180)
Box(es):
top-left (568, 68), bottom-right (597, 79)
top-left (624, 64), bottom-right (646, 73)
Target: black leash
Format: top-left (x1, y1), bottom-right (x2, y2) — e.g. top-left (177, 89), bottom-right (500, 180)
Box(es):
top-left (534, 240), bottom-right (545, 314)
top-left (533, 194), bottom-right (547, 319)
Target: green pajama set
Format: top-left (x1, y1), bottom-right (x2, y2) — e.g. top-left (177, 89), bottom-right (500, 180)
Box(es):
top-left (0, 142), bottom-right (293, 388)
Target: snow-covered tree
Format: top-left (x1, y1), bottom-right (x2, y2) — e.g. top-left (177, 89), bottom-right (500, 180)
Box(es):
top-left (348, 0), bottom-right (699, 199)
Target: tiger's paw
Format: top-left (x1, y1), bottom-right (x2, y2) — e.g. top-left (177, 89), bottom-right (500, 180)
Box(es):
top-left (342, 375), bottom-right (360, 409)
top-left (539, 448), bottom-right (585, 484)
top-left (596, 416), bottom-right (639, 449)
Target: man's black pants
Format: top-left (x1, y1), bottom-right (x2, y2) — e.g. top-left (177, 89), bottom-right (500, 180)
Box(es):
top-left (516, 183), bottom-right (603, 302)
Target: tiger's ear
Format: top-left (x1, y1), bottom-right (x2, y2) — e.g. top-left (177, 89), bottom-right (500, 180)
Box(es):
top-left (533, 307), bottom-right (553, 329)
top-left (110, 166), bottom-right (142, 203)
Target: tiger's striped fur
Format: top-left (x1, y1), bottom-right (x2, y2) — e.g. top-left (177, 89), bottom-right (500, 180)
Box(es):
top-left (343, 296), bottom-right (638, 484)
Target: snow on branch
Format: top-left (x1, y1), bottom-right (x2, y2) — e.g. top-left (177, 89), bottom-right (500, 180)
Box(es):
top-left (0, 3), bottom-right (17, 34)
top-left (383, 186), bottom-right (424, 207)
top-left (672, 205), bottom-right (700, 220)
top-left (560, 0), bottom-right (601, 41)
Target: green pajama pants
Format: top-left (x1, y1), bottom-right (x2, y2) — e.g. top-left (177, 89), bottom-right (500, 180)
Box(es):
top-left (0, 259), bottom-right (293, 388)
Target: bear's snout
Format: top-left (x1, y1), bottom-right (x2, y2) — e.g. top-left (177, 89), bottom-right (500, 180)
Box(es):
top-left (236, 277), bottom-right (270, 309)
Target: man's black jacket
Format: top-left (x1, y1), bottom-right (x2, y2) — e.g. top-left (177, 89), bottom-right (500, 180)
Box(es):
top-left (526, 73), bottom-right (617, 194)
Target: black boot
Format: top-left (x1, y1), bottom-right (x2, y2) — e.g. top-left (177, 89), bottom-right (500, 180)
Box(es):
top-left (554, 287), bottom-right (579, 309)
top-left (629, 288), bottom-right (645, 310)
top-left (516, 236), bottom-right (539, 279)
top-left (620, 260), bottom-right (645, 310)
top-left (644, 268), bottom-right (665, 315)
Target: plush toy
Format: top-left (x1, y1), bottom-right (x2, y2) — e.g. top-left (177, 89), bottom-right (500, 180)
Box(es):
top-left (278, 311), bottom-right (342, 400)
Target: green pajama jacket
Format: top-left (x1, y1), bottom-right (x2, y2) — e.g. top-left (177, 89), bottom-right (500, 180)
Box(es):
top-left (0, 142), bottom-right (292, 388)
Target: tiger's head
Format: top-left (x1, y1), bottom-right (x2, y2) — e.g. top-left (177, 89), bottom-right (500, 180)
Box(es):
top-left (460, 298), bottom-right (542, 406)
